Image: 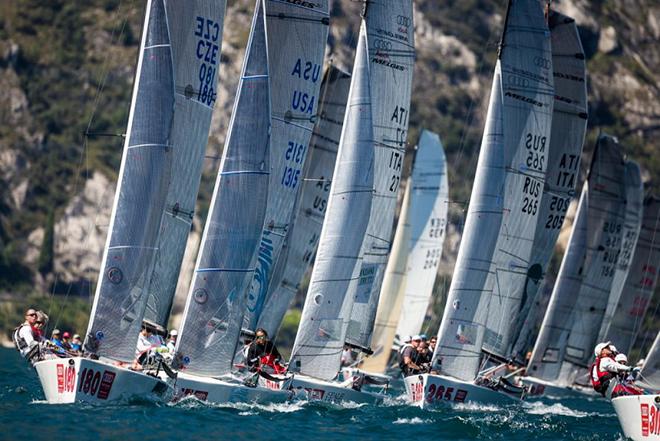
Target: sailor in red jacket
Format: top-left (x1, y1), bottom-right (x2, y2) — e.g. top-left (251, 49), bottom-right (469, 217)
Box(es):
top-left (590, 342), bottom-right (632, 396)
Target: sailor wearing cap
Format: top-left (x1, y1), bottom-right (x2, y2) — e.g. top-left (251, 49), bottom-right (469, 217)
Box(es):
top-left (167, 329), bottom-right (178, 352)
top-left (590, 342), bottom-right (631, 396)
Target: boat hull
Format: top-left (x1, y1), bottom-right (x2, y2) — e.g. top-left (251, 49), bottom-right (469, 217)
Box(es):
top-left (168, 372), bottom-right (291, 404)
top-left (287, 375), bottom-right (385, 404)
top-left (521, 376), bottom-right (598, 399)
top-left (34, 357), bottom-right (167, 404)
top-left (612, 394), bottom-right (660, 440)
top-left (404, 373), bottom-right (519, 409)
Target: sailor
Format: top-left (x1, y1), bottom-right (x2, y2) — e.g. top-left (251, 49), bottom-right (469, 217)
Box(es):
top-left (61, 332), bottom-right (73, 350)
top-left (34, 311), bottom-right (48, 341)
top-left (590, 342), bottom-right (631, 396)
top-left (428, 336), bottom-right (437, 354)
top-left (399, 335), bottom-right (423, 376)
top-left (246, 328), bottom-right (285, 374)
top-left (70, 334), bottom-right (82, 352)
top-left (51, 329), bottom-right (64, 349)
top-left (167, 329), bottom-right (178, 353)
top-left (13, 308), bottom-right (39, 357)
top-left (340, 344), bottom-right (356, 368)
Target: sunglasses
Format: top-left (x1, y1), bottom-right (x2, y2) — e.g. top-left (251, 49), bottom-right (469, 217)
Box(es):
top-left (27, 313), bottom-right (37, 317)
top-left (256, 335), bottom-right (266, 340)
top-left (35, 321), bottom-right (44, 324)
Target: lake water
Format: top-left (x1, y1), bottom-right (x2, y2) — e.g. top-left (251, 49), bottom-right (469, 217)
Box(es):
top-left (0, 348), bottom-right (624, 440)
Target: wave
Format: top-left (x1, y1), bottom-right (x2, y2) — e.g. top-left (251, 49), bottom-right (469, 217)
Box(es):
top-left (523, 401), bottom-right (613, 418)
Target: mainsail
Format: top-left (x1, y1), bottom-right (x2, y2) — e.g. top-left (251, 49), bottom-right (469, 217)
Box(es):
top-left (289, 25), bottom-right (374, 380)
top-left (345, 0), bottom-right (415, 349)
top-left (174, 1), bottom-right (270, 376)
top-left (243, 0), bottom-right (330, 330)
top-left (528, 135), bottom-right (626, 383)
top-left (600, 195), bottom-right (659, 355)
top-left (597, 161), bottom-right (644, 349)
top-left (144, 0), bottom-right (227, 329)
top-left (256, 66), bottom-right (351, 337)
top-left (85, 0), bottom-right (176, 361)
top-left (490, 9), bottom-right (588, 361)
top-left (362, 130), bottom-right (449, 374)
top-left (431, 0), bottom-right (553, 382)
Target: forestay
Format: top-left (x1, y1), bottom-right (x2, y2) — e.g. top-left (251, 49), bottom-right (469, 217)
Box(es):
top-left (244, 0), bottom-right (329, 330)
top-left (144, 0), bottom-right (226, 329)
top-left (601, 195), bottom-right (659, 355)
top-left (345, 0), bottom-right (415, 349)
top-left (289, 26), bottom-right (374, 380)
top-left (505, 10), bottom-right (588, 362)
top-left (528, 135), bottom-right (626, 383)
top-left (597, 162), bottom-right (644, 350)
top-left (85, 0), bottom-right (175, 362)
top-left (432, 0), bottom-right (553, 382)
top-left (257, 66), bottom-right (351, 337)
top-left (174, 2), bottom-right (270, 376)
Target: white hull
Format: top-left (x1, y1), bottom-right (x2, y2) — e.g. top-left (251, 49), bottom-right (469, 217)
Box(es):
top-left (612, 394), bottom-right (660, 440)
top-left (521, 376), bottom-right (598, 399)
top-left (404, 374), bottom-right (519, 409)
top-left (167, 372), bottom-right (291, 404)
top-left (287, 375), bottom-right (385, 404)
top-left (34, 357), bottom-right (167, 404)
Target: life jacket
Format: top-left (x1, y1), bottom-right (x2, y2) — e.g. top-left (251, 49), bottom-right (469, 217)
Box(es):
top-left (398, 343), bottom-right (412, 369)
top-left (590, 356), bottom-right (615, 394)
top-left (259, 354), bottom-right (286, 374)
top-left (12, 325), bottom-right (30, 352)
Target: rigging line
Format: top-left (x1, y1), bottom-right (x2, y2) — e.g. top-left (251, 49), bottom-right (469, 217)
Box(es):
top-left (50, 0), bottom-right (134, 327)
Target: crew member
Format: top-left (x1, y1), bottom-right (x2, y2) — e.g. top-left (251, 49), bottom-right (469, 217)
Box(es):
top-left (13, 308), bottom-right (39, 357)
top-left (246, 328), bottom-right (285, 374)
top-left (399, 335), bottom-right (423, 376)
top-left (591, 342), bottom-right (631, 396)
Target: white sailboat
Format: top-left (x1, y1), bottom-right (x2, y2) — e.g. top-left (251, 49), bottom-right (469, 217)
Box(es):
top-left (404, 0), bottom-right (554, 408)
top-left (345, 0), bottom-right (415, 356)
top-left (523, 135), bottom-right (629, 398)
top-left (612, 332), bottom-right (660, 441)
top-left (33, 0), bottom-right (227, 404)
top-left (282, 24), bottom-right (382, 404)
top-left (242, 0), bottom-right (330, 333)
top-left (256, 65), bottom-right (351, 338)
top-left (166, 0), bottom-right (289, 404)
top-left (360, 130), bottom-right (449, 376)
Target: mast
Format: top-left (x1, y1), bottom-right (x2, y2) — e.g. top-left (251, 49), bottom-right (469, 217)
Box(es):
top-left (431, 0), bottom-right (553, 382)
top-left (173, 0), bottom-right (270, 376)
top-left (289, 24), bottom-right (374, 380)
top-left (143, 0), bottom-right (227, 330)
top-left (84, 0), bottom-right (176, 361)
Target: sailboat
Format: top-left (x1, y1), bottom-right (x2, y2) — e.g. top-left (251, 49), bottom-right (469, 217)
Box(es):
top-left (33, 0), bottom-right (227, 404)
top-left (344, 0), bottom-right (415, 357)
top-left (282, 22), bottom-right (381, 404)
top-left (360, 130), bottom-right (449, 376)
top-left (489, 8), bottom-right (588, 372)
top-left (165, 0), bottom-right (289, 404)
top-left (256, 65), bottom-right (351, 338)
top-left (612, 331), bottom-right (660, 441)
top-left (523, 135), bottom-right (630, 398)
top-left (404, 0), bottom-right (554, 408)
top-left (242, 0), bottom-right (330, 333)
